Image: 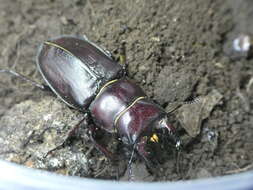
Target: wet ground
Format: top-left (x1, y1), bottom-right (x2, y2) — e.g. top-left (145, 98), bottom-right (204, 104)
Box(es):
top-left (0, 0), bottom-right (253, 181)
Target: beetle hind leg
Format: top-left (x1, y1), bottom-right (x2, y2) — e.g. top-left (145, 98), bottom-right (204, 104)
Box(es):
top-left (0, 69), bottom-right (50, 91)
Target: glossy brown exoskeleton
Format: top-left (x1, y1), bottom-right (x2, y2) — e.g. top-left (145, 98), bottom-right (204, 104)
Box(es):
top-left (2, 36), bottom-right (181, 174)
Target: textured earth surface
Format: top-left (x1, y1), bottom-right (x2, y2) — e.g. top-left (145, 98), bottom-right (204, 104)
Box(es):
top-left (0, 0), bottom-right (252, 181)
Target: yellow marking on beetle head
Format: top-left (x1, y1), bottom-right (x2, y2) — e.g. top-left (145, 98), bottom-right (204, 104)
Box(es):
top-left (150, 133), bottom-right (159, 143)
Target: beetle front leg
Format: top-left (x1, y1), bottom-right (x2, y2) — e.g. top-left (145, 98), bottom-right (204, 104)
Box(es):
top-left (0, 69), bottom-right (50, 91)
top-left (136, 136), bottom-right (154, 170)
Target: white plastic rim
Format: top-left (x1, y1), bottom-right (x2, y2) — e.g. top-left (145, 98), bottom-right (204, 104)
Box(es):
top-left (0, 160), bottom-right (252, 190)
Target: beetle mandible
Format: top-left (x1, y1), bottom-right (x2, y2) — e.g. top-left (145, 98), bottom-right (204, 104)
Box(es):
top-left (1, 35), bottom-right (181, 173)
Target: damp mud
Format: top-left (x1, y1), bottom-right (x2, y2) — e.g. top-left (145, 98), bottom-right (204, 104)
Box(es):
top-left (0, 0), bottom-right (253, 181)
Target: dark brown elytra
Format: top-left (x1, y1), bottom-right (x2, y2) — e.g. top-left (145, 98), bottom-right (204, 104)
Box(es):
top-left (1, 36), bottom-right (181, 178)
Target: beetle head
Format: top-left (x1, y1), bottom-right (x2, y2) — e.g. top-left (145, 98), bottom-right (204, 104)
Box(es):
top-left (136, 116), bottom-right (181, 163)
top-left (154, 117), bottom-right (181, 150)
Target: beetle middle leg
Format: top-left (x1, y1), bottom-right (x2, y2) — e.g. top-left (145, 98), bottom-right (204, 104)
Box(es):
top-left (0, 69), bottom-right (50, 91)
top-left (88, 124), bottom-right (118, 161)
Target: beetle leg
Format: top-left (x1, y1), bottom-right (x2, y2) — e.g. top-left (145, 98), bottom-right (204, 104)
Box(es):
top-left (127, 147), bottom-right (135, 181)
top-left (136, 136), bottom-right (154, 170)
top-left (0, 69), bottom-right (50, 91)
top-left (119, 41), bottom-right (128, 74)
top-left (44, 117), bottom-right (87, 157)
top-left (167, 97), bottom-right (202, 114)
top-left (88, 124), bottom-right (117, 161)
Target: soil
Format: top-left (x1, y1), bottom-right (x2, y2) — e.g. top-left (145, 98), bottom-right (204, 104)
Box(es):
top-left (0, 0), bottom-right (253, 182)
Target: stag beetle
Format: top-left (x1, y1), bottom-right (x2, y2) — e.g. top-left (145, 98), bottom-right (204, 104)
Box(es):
top-left (0, 36), bottom-right (181, 176)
